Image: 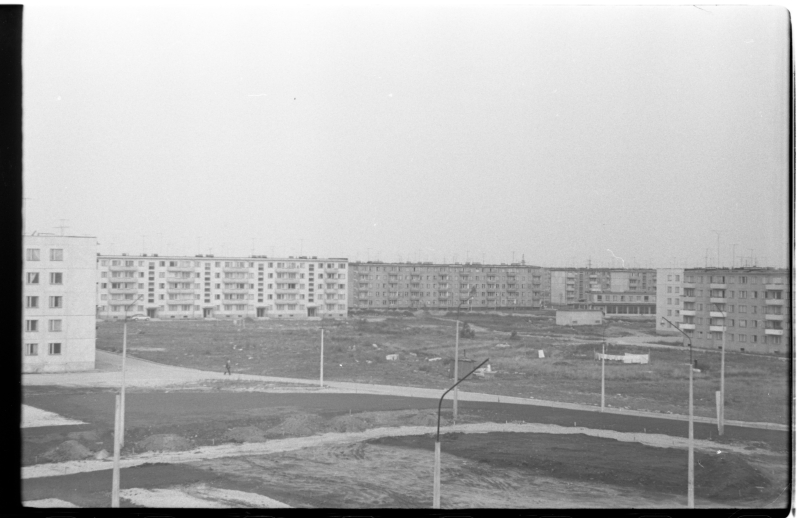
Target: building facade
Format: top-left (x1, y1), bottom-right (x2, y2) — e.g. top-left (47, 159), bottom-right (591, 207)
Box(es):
top-left (680, 268), bottom-right (791, 354)
top-left (347, 262), bottom-right (549, 310)
top-left (548, 268), bottom-right (657, 313)
top-left (96, 255), bottom-right (348, 320)
top-left (556, 309), bottom-right (604, 326)
top-left (23, 234), bottom-right (97, 373)
top-left (656, 268), bottom-right (685, 333)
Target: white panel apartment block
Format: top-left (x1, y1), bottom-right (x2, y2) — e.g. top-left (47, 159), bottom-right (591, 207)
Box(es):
top-left (23, 235), bottom-right (97, 373)
top-left (96, 255), bottom-right (348, 320)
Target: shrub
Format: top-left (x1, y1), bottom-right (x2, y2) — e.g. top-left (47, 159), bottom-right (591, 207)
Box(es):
top-left (460, 323), bottom-right (475, 339)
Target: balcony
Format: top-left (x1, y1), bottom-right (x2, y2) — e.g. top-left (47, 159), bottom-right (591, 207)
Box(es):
top-left (765, 314), bottom-right (784, 321)
top-left (275, 287), bottom-right (300, 294)
top-left (765, 329), bottom-right (784, 336)
top-left (223, 266), bottom-right (249, 273)
top-left (680, 310), bottom-right (696, 316)
top-left (167, 288), bottom-right (194, 294)
top-left (167, 266), bottom-right (195, 273)
top-left (222, 288), bottom-right (249, 294)
top-left (167, 276), bottom-right (193, 283)
top-left (679, 323), bottom-right (695, 330)
top-left (709, 283), bottom-right (727, 289)
top-left (709, 311), bottom-right (727, 318)
top-left (710, 297), bottom-right (726, 304)
top-left (765, 298), bottom-right (784, 305)
top-left (709, 325), bottom-right (725, 332)
top-left (109, 265), bottom-right (137, 272)
top-left (765, 284), bottom-right (785, 290)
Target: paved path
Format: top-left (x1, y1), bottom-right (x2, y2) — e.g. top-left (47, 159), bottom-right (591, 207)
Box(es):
top-left (22, 351), bottom-right (788, 432)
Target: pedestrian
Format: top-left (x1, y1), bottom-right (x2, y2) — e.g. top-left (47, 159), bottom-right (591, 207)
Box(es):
top-left (225, 359), bottom-right (231, 375)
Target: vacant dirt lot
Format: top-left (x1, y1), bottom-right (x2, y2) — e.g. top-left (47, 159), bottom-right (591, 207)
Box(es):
top-left (96, 313), bottom-right (790, 424)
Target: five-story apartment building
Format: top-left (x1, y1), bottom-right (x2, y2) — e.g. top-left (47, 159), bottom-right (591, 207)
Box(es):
top-left (680, 268), bottom-right (791, 354)
top-left (97, 255), bottom-right (348, 319)
top-left (23, 234), bottom-right (97, 372)
top-left (348, 262), bottom-right (549, 310)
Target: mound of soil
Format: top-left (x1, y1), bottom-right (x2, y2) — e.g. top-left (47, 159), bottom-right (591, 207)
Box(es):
top-left (223, 426), bottom-right (266, 443)
top-left (266, 414), bottom-right (326, 437)
top-left (409, 411), bottom-right (438, 427)
top-left (697, 453), bottom-right (773, 499)
top-left (40, 440), bottom-right (94, 462)
top-left (136, 434), bottom-right (193, 452)
top-left (329, 415), bottom-right (368, 433)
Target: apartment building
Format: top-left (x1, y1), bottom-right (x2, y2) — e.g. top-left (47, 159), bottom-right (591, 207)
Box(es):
top-left (585, 291), bottom-right (656, 316)
top-left (347, 262), bottom-right (549, 310)
top-left (679, 268), bottom-right (791, 355)
top-left (96, 254), bottom-right (348, 320)
top-left (656, 268), bottom-right (685, 334)
top-left (549, 268), bottom-right (657, 308)
top-left (23, 234), bottom-right (97, 373)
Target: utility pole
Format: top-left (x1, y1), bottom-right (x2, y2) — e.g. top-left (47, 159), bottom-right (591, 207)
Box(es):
top-left (731, 244), bottom-right (738, 269)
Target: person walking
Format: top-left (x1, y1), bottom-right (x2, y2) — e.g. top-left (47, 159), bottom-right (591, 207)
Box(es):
top-left (224, 359), bottom-right (231, 375)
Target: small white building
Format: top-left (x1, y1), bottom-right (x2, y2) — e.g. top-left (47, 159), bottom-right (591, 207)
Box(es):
top-left (555, 309), bottom-right (604, 326)
top-left (23, 234), bottom-right (97, 373)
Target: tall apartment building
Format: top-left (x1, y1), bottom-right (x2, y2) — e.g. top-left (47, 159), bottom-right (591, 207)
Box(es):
top-left (348, 262), bottom-right (549, 310)
top-left (96, 255), bottom-right (348, 320)
top-left (23, 234), bottom-right (97, 372)
top-left (656, 268), bottom-right (685, 334)
top-left (679, 268), bottom-right (791, 355)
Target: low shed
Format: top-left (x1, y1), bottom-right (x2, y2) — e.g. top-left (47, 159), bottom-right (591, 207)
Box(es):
top-left (556, 309), bottom-right (604, 326)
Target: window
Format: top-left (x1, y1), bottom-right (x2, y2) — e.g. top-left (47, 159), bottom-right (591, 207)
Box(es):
top-left (739, 291), bottom-right (747, 298)
top-left (667, 287), bottom-right (672, 293)
top-left (738, 305), bottom-right (747, 313)
top-left (48, 342), bottom-right (62, 355)
top-left (26, 320), bottom-right (38, 332)
top-left (50, 249), bottom-right (63, 261)
top-left (675, 275), bottom-right (680, 282)
top-left (25, 296), bottom-right (38, 308)
top-left (50, 272), bottom-right (63, 284)
top-left (101, 272), bottom-right (108, 278)
top-left (101, 283), bottom-right (107, 289)
top-left (26, 249), bottom-right (40, 261)
top-left (49, 319), bottom-right (62, 332)
top-left (49, 295), bottom-right (62, 308)
top-left (26, 272), bottom-right (39, 284)
top-left (25, 343), bottom-right (38, 356)
top-left (739, 320), bottom-right (747, 327)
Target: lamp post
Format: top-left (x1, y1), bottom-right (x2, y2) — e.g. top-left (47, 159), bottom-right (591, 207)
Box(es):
top-left (453, 286), bottom-right (477, 422)
top-left (434, 358), bottom-right (489, 508)
top-left (120, 294), bottom-right (144, 447)
top-left (711, 301), bottom-right (726, 434)
top-left (661, 316), bottom-right (695, 508)
top-left (601, 311), bottom-right (607, 411)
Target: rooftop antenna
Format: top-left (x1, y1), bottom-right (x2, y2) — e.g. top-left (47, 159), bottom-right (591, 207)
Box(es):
top-left (56, 219), bottom-right (69, 236)
top-left (251, 238), bottom-right (255, 256)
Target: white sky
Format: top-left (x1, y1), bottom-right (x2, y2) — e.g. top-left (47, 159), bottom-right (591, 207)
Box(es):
top-left (22, 3), bottom-right (791, 268)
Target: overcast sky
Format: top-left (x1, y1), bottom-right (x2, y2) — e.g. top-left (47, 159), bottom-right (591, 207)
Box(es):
top-left (23, 4), bottom-right (791, 269)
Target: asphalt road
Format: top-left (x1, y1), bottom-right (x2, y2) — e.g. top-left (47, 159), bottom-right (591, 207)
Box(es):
top-left (23, 390), bottom-right (789, 452)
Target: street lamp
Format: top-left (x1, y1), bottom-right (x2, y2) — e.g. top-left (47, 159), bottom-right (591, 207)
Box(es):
top-left (453, 285), bottom-right (478, 422)
top-left (661, 316), bottom-right (695, 508)
top-left (120, 294), bottom-right (144, 447)
top-left (434, 358), bottom-right (489, 509)
top-left (601, 311), bottom-right (607, 411)
top-left (710, 301), bottom-right (726, 434)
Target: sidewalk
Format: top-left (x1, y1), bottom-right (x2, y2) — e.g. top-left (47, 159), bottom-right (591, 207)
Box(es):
top-left (22, 351), bottom-right (788, 432)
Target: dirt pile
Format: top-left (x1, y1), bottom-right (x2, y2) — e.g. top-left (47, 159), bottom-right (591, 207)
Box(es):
top-left (136, 434), bottom-right (193, 452)
top-left (266, 414), bottom-right (326, 437)
top-left (409, 411), bottom-right (438, 427)
top-left (329, 415), bottom-right (368, 433)
top-left (696, 452), bottom-right (773, 500)
top-left (223, 426), bottom-right (266, 443)
top-left (40, 440), bottom-right (94, 462)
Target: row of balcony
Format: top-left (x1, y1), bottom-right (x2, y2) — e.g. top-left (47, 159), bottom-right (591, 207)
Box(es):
top-left (680, 323), bottom-right (784, 335)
